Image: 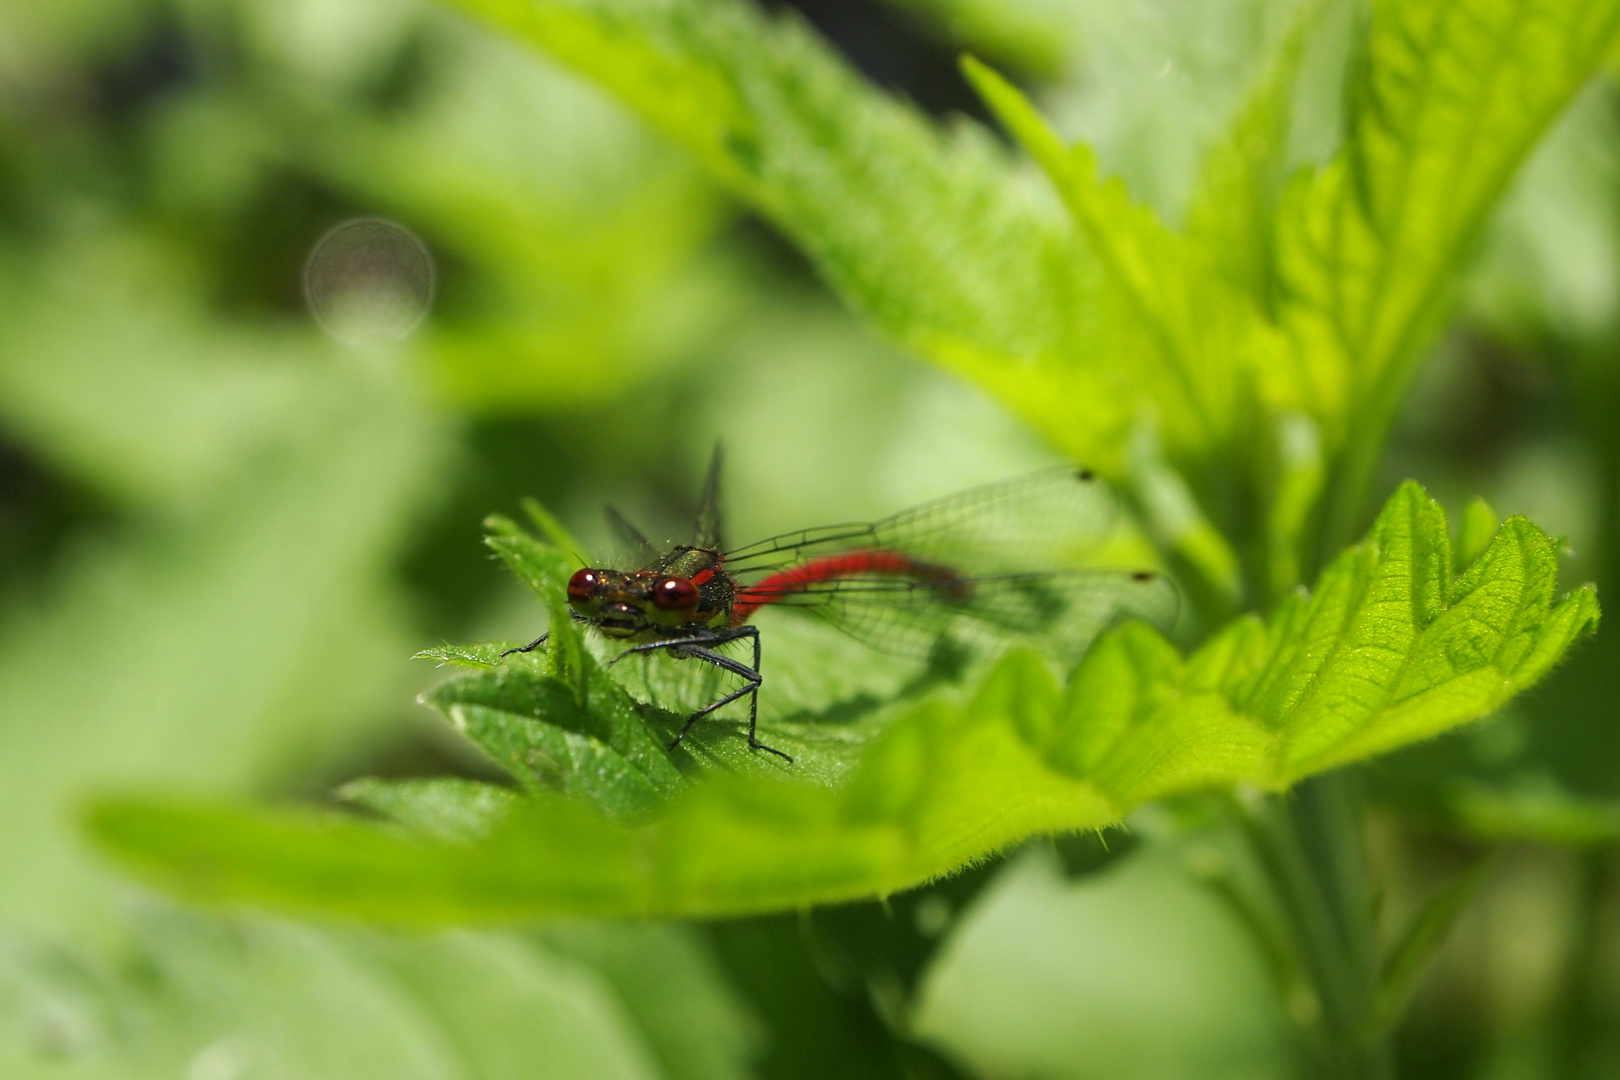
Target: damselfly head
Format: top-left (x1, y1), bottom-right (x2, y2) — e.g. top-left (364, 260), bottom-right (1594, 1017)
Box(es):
top-left (567, 565), bottom-right (707, 636)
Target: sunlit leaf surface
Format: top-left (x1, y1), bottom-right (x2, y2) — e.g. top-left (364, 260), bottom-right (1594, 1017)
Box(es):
top-left (1274, 0), bottom-right (1620, 482)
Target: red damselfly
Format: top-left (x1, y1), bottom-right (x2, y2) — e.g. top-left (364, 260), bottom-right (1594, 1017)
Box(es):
top-left (504, 449), bottom-right (1176, 763)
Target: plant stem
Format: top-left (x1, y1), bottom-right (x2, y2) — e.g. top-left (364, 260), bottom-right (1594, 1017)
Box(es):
top-left (1551, 849), bottom-right (1615, 1077)
top-left (1235, 776), bottom-right (1395, 1080)
top-left (1317, 407), bottom-right (1386, 580)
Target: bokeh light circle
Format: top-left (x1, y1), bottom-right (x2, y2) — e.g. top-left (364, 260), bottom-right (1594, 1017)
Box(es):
top-left (303, 218), bottom-right (435, 344)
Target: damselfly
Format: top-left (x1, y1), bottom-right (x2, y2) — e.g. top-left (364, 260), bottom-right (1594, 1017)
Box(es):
top-left (504, 449), bottom-right (1176, 763)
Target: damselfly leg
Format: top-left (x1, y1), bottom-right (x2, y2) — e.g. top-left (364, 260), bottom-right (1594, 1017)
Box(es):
top-left (500, 632), bottom-right (550, 657)
top-left (611, 626), bottom-right (787, 762)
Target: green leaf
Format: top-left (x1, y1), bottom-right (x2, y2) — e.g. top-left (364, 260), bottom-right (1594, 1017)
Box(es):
top-left (432, 0), bottom-right (1613, 449)
top-left (416, 642), bottom-right (508, 669)
top-left (962, 56), bottom-right (1267, 458)
top-left (1262, 412), bottom-right (1327, 604)
top-left (428, 0), bottom-right (1620, 603)
top-left (1038, 0), bottom-right (1330, 223)
top-left (871, 0), bottom-right (1079, 78)
top-left (1464, 78), bottom-right (1620, 342)
top-left (911, 846), bottom-right (1293, 1080)
top-left (1237, 483), bottom-right (1597, 778)
top-left (83, 483), bottom-right (1596, 921)
top-left (424, 659), bottom-right (684, 819)
top-left (0, 909), bottom-right (754, 1080)
top-left (1443, 777), bottom-right (1620, 845)
top-left (338, 778), bottom-right (521, 841)
top-left (439, 0), bottom-right (1156, 468)
top-left (1277, 0), bottom-right (1620, 512)
top-left (537, 923), bottom-right (763, 1080)
top-left (451, 0), bottom-right (1076, 358)
top-left (484, 508), bottom-right (577, 601)
top-left (963, 0), bottom-right (1620, 570)
top-left (1183, 0), bottom-right (1321, 309)
top-left (962, 58), bottom-right (1265, 600)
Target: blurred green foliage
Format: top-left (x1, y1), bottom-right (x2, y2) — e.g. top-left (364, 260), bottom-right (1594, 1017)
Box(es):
top-left (3, 0), bottom-right (1620, 1077)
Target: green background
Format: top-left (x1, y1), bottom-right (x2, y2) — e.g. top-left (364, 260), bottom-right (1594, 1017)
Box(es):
top-left (1, 0), bottom-right (1617, 1076)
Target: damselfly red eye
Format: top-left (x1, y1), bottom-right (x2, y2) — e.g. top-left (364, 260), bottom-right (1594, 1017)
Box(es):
top-left (652, 576), bottom-right (699, 609)
top-left (567, 568), bottom-right (600, 604)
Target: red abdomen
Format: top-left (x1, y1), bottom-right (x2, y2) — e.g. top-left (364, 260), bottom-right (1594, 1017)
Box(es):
top-left (730, 550), bottom-right (965, 624)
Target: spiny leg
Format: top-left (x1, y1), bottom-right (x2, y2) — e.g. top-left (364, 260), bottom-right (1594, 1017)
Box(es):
top-left (606, 632), bottom-right (726, 746)
top-left (501, 613), bottom-right (594, 659)
top-left (677, 628), bottom-right (787, 763)
top-left (608, 627), bottom-right (787, 762)
top-left (500, 632), bottom-right (550, 658)
top-left (693, 629), bottom-right (784, 761)
top-left (666, 640), bottom-right (757, 732)
top-left (667, 664), bottom-right (759, 749)
top-left (734, 627), bottom-right (768, 756)
top-left (606, 630), bottom-right (722, 665)
top-left (684, 626), bottom-right (761, 742)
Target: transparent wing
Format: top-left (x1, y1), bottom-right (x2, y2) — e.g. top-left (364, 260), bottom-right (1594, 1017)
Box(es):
top-left (745, 568), bottom-right (1179, 664)
top-left (604, 505), bottom-right (659, 564)
top-left (723, 467), bottom-right (1115, 575)
top-left (693, 443), bottom-right (725, 550)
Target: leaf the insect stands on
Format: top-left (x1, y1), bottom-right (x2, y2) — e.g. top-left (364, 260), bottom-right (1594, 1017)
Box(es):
top-left (84, 483), bottom-right (1597, 923)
